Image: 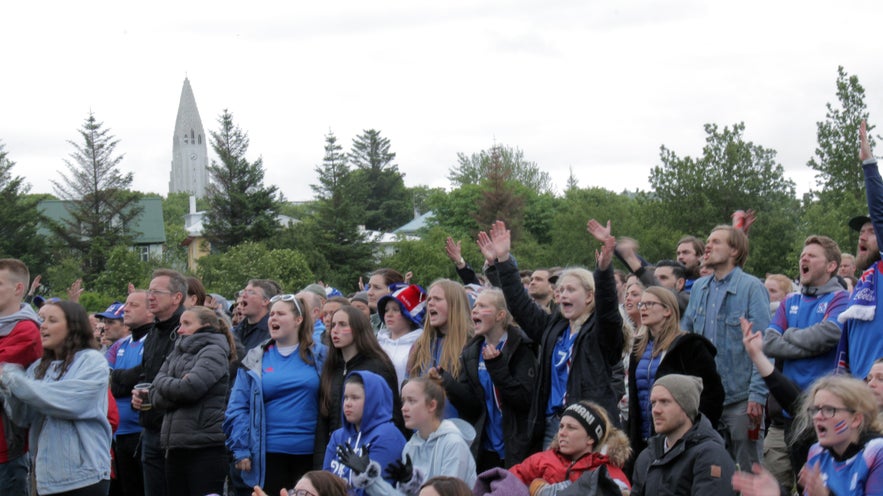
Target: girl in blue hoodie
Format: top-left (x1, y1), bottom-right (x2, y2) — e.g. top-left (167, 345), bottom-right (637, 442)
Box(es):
top-left (324, 371), bottom-right (406, 494)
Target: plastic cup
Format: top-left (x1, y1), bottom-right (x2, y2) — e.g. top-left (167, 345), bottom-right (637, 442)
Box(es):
top-left (133, 382), bottom-right (152, 411)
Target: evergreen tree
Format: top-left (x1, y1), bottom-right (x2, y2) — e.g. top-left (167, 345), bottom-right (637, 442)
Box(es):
top-left (204, 109), bottom-right (282, 251)
top-left (803, 66), bottom-right (876, 252)
top-left (0, 142), bottom-right (47, 273)
top-left (49, 113), bottom-right (141, 281)
top-left (348, 129), bottom-right (412, 231)
top-left (473, 145), bottom-right (526, 240)
top-left (309, 131), bottom-right (374, 288)
top-left (449, 144), bottom-right (553, 194)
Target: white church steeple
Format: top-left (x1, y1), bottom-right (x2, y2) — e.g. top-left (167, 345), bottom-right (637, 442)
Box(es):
top-left (169, 78), bottom-right (209, 197)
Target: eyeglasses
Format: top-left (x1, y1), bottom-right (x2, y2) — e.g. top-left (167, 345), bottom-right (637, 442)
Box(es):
top-left (806, 405), bottom-right (854, 419)
top-left (636, 301), bottom-right (665, 309)
top-left (270, 294), bottom-right (303, 315)
top-left (288, 490), bottom-right (317, 496)
top-left (147, 289), bottom-right (172, 297)
top-left (242, 289), bottom-right (265, 298)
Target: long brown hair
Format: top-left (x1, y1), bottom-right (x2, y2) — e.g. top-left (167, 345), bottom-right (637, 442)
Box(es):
top-left (319, 306), bottom-right (395, 416)
top-left (35, 301), bottom-right (98, 380)
top-left (407, 279), bottom-right (472, 379)
top-left (633, 287), bottom-right (684, 359)
top-left (186, 306), bottom-right (237, 363)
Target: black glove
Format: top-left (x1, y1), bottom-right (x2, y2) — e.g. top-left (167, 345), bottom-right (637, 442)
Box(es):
top-left (385, 454), bottom-right (413, 484)
top-left (336, 442), bottom-right (371, 474)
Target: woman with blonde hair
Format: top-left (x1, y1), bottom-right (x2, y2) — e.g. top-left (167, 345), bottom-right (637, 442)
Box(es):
top-left (407, 279), bottom-right (472, 418)
top-left (792, 375), bottom-right (883, 495)
top-left (627, 286), bottom-right (724, 459)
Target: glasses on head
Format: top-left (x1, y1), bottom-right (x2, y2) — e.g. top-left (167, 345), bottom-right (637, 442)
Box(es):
top-left (288, 490), bottom-right (316, 496)
top-left (270, 294), bottom-right (303, 315)
top-left (636, 301), bottom-right (665, 309)
top-left (806, 405), bottom-right (854, 419)
top-left (147, 289), bottom-right (172, 297)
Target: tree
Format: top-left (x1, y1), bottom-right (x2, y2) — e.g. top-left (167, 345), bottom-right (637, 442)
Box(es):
top-left (197, 242), bottom-right (313, 296)
top-left (649, 122), bottom-right (800, 275)
top-left (472, 145), bottom-right (526, 241)
top-left (0, 142), bottom-right (47, 272)
top-left (308, 131), bottom-right (374, 288)
top-left (803, 66), bottom-right (877, 252)
top-left (348, 129), bottom-right (412, 231)
top-left (203, 109), bottom-right (282, 251)
top-left (448, 144), bottom-right (553, 195)
top-left (49, 113), bottom-right (142, 281)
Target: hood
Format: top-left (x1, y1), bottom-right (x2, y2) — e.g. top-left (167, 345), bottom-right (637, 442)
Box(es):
top-left (241, 338), bottom-right (272, 374)
top-left (376, 328), bottom-right (423, 346)
top-left (670, 332), bottom-right (717, 358)
top-left (0, 303), bottom-right (40, 337)
top-left (341, 370), bottom-right (395, 436)
top-left (413, 418), bottom-right (476, 447)
top-left (799, 276), bottom-right (845, 297)
top-left (178, 327), bottom-right (230, 354)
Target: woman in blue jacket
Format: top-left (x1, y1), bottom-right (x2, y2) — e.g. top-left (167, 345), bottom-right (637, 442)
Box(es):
top-left (0, 300), bottom-right (111, 496)
top-left (324, 371), bottom-right (406, 495)
top-left (224, 294), bottom-right (327, 495)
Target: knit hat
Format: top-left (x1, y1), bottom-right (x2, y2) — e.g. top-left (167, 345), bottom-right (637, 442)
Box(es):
top-left (377, 284), bottom-right (427, 328)
top-left (351, 291), bottom-right (369, 306)
top-left (653, 374), bottom-right (703, 420)
top-left (561, 402), bottom-right (606, 446)
top-left (97, 302), bottom-right (125, 320)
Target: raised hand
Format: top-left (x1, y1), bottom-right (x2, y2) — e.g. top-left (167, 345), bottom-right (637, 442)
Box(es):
top-left (385, 454), bottom-right (414, 484)
top-left (404, 271), bottom-right (413, 284)
top-left (445, 237), bottom-right (464, 266)
top-left (586, 219), bottom-right (612, 244)
top-left (336, 442), bottom-right (371, 474)
top-left (740, 317), bottom-right (773, 379)
top-left (731, 463), bottom-right (781, 496)
top-left (28, 274), bottom-right (42, 296)
top-left (476, 231), bottom-right (497, 264)
top-left (594, 234), bottom-right (616, 270)
top-left (861, 120), bottom-right (873, 162)
top-left (488, 221), bottom-right (511, 261)
top-left (67, 278), bottom-right (84, 303)
top-left (798, 461), bottom-right (828, 496)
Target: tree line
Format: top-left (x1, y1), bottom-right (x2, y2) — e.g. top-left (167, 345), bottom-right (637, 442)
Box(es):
top-left (0, 66), bottom-right (876, 309)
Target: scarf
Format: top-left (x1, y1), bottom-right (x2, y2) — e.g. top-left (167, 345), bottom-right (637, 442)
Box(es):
top-left (838, 260), bottom-right (882, 323)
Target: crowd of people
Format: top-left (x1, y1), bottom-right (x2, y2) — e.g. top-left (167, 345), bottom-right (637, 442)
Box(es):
top-left (2, 122), bottom-right (883, 496)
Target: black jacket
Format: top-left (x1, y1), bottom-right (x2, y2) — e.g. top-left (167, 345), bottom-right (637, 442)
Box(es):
top-left (632, 414), bottom-right (735, 496)
top-left (233, 313), bottom-right (270, 354)
top-left (442, 325), bottom-right (537, 466)
top-left (627, 332), bottom-right (724, 457)
top-left (497, 257), bottom-right (624, 451)
top-left (151, 327), bottom-right (230, 449)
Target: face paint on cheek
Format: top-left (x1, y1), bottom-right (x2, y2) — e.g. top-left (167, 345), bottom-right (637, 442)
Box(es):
top-left (834, 419), bottom-right (849, 435)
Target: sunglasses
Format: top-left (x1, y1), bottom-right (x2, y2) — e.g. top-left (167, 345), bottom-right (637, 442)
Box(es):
top-left (270, 294), bottom-right (303, 315)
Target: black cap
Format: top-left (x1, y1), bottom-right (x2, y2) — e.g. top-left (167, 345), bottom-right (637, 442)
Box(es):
top-left (849, 215), bottom-right (872, 232)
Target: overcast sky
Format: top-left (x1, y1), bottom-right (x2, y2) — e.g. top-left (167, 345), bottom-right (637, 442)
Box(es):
top-left (3, 1), bottom-right (882, 204)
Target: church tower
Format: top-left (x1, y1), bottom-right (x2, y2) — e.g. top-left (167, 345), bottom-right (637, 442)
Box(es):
top-left (169, 78), bottom-right (209, 197)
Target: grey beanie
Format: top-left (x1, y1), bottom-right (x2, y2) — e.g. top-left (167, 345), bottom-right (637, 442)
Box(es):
top-left (654, 374), bottom-right (703, 420)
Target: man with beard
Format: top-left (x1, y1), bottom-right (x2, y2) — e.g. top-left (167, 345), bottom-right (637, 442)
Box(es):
top-left (836, 121), bottom-right (883, 379)
top-left (676, 235), bottom-right (704, 293)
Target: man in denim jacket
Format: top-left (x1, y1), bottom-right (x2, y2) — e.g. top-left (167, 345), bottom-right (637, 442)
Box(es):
top-left (681, 225), bottom-right (770, 471)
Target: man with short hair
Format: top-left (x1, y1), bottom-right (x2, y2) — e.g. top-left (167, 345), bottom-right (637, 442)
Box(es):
top-left (298, 284), bottom-right (327, 343)
top-left (527, 269), bottom-right (557, 314)
top-left (681, 225), bottom-right (770, 471)
top-left (676, 235), bottom-right (705, 292)
top-left (0, 258), bottom-right (42, 494)
top-left (761, 235), bottom-right (849, 488)
top-left (632, 375), bottom-right (735, 495)
top-left (108, 292), bottom-right (153, 496)
top-left (839, 253), bottom-right (857, 278)
top-left (233, 279), bottom-right (279, 352)
top-left (130, 269), bottom-right (187, 496)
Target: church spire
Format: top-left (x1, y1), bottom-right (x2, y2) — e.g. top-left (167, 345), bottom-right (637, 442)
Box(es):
top-left (169, 77), bottom-right (209, 197)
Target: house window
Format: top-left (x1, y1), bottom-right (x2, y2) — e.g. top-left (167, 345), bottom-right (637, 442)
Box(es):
top-left (138, 246), bottom-right (150, 262)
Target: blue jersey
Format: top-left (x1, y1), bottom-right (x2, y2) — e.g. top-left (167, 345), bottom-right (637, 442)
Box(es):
top-left (769, 290), bottom-right (848, 391)
top-left (806, 437), bottom-right (883, 495)
top-left (262, 345), bottom-right (320, 455)
top-left (110, 334), bottom-right (146, 436)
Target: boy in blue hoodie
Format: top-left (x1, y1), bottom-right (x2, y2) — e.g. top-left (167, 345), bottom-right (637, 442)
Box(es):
top-left (324, 371), bottom-right (406, 495)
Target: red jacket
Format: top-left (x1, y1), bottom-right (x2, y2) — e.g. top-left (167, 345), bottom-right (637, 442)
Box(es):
top-left (510, 448), bottom-right (630, 490)
top-left (0, 320), bottom-right (42, 462)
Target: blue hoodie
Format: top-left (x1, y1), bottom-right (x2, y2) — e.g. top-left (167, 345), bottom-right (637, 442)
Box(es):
top-left (324, 371), bottom-right (406, 495)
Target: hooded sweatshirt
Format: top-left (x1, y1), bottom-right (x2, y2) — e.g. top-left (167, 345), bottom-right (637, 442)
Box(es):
top-left (0, 302), bottom-right (41, 463)
top-left (377, 328), bottom-right (423, 389)
top-left (324, 371), bottom-right (406, 495)
top-left (354, 418), bottom-right (477, 496)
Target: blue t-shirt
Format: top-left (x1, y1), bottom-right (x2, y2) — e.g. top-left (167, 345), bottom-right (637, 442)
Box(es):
top-left (547, 326), bottom-right (577, 416)
top-left (110, 334), bottom-right (145, 436)
top-left (263, 345), bottom-right (320, 455)
top-left (806, 438), bottom-right (883, 495)
top-left (769, 290), bottom-right (848, 393)
top-left (478, 338), bottom-right (506, 459)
